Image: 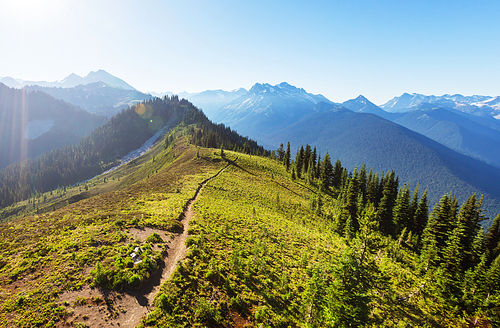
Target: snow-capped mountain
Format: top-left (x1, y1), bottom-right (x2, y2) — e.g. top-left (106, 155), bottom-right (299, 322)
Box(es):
top-left (25, 82), bottom-right (151, 117)
top-left (0, 69), bottom-right (136, 90)
top-left (341, 95), bottom-right (396, 120)
top-left (211, 82), bottom-right (333, 137)
top-left (471, 96), bottom-right (500, 119)
top-left (381, 93), bottom-right (500, 119)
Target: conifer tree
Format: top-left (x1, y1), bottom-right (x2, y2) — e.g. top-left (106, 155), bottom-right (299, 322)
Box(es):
top-left (344, 175), bottom-right (359, 231)
top-left (303, 144), bottom-right (311, 175)
top-left (409, 183), bottom-right (419, 225)
top-left (485, 213), bottom-right (500, 262)
top-left (332, 159), bottom-right (343, 189)
top-left (393, 184), bottom-right (410, 236)
top-left (366, 170), bottom-right (378, 206)
top-left (413, 189), bottom-right (428, 236)
top-left (277, 143), bottom-right (285, 161)
top-left (316, 152), bottom-right (321, 179)
top-left (421, 193), bottom-right (453, 266)
top-left (486, 253), bottom-right (500, 294)
top-left (455, 194), bottom-right (484, 271)
top-left (306, 157), bottom-right (315, 184)
top-left (296, 146), bottom-right (304, 179)
top-left (471, 227), bottom-right (486, 267)
top-left (320, 152), bottom-right (333, 190)
top-left (284, 141), bottom-right (291, 171)
top-left (358, 163), bottom-right (367, 201)
top-left (312, 147), bottom-right (317, 170)
top-left (376, 171), bottom-right (398, 236)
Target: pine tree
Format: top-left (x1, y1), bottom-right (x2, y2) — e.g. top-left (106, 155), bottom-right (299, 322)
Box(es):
top-left (358, 163), bottom-right (367, 201)
top-left (303, 144), bottom-right (311, 175)
top-left (296, 145), bottom-right (304, 179)
top-left (485, 213), bottom-right (500, 262)
top-left (409, 183), bottom-right (420, 230)
top-left (376, 171), bottom-right (398, 236)
top-left (413, 189), bottom-right (428, 237)
top-left (344, 175), bottom-right (358, 231)
top-left (320, 152), bottom-right (333, 190)
top-left (393, 184), bottom-right (411, 237)
top-left (455, 194), bottom-right (484, 271)
top-left (421, 193), bottom-right (453, 266)
top-left (284, 141), bottom-right (291, 172)
top-left (276, 143), bottom-right (285, 161)
top-left (312, 147), bottom-right (317, 171)
top-left (332, 159), bottom-right (343, 189)
top-left (366, 170), bottom-right (378, 206)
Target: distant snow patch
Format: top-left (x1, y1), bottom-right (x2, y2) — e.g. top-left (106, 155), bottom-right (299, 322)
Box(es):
top-left (24, 119), bottom-right (55, 140)
top-left (417, 114), bottom-right (430, 120)
top-left (495, 113), bottom-right (500, 120)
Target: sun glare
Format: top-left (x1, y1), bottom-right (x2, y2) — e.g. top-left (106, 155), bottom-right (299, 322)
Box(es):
top-left (2, 0), bottom-right (63, 22)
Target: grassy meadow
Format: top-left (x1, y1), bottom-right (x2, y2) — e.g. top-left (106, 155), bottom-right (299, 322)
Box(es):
top-left (0, 129), bottom-right (490, 327)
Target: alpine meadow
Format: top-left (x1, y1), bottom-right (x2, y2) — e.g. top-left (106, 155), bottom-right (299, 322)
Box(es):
top-left (2, 1), bottom-right (500, 327)
top-left (0, 92), bottom-right (499, 327)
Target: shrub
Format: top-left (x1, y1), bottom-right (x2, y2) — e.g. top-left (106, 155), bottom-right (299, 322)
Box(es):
top-left (128, 274), bottom-right (141, 286)
top-left (146, 232), bottom-right (164, 244)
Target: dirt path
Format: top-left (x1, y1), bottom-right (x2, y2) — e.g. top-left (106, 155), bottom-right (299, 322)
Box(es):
top-left (58, 159), bottom-right (234, 328)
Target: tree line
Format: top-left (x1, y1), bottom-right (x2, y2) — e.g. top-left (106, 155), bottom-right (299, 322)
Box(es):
top-left (277, 142), bottom-right (500, 323)
top-left (0, 95), bottom-right (267, 209)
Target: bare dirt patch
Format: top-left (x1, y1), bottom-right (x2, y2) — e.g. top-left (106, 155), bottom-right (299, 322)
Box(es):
top-left (57, 160), bottom-right (233, 328)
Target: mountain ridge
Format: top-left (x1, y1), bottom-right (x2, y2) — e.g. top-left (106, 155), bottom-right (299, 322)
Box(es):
top-left (0, 69), bottom-right (136, 90)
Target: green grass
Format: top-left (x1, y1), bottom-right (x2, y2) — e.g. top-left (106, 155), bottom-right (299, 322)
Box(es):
top-left (0, 136), bottom-right (227, 327)
top-left (139, 152), bottom-right (449, 327)
top-left (0, 132), bottom-right (487, 327)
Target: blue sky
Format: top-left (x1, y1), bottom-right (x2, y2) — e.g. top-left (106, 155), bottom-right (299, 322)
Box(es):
top-left (0, 0), bottom-right (499, 104)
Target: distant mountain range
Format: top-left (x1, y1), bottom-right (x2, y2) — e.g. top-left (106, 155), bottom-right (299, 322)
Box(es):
top-left (212, 82), bottom-right (332, 137)
top-left (149, 88), bottom-right (248, 119)
top-left (206, 82), bottom-right (500, 218)
top-left (1, 70), bottom-right (149, 117)
top-left (0, 69), bottom-right (136, 90)
top-left (25, 82), bottom-right (151, 117)
top-left (381, 92), bottom-right (500, 119)
top-left (0, 83), bottom-right (106, 169)
top-left (3, 70), bottom-right (500, 216)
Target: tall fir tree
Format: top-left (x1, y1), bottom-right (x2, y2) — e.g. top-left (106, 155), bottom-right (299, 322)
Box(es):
top-left (376, 171), bottom-right (398, 236)
top-left (276, 143), bottom-right (285, 161)
top-left (393, 184), bottom-right (411, 237)
top-left (332, 159), bottom-right (343, 189)
top-left (413, 189), bottom-right (428, 237)
top-left (321, 152), bottom-right (333, 190)
top-left (303, 144), bottom-right (312, 175)
top-left (485, 213), bottom-right (500, 263)
top-left (296, 145), bottom-right (304, 179)
top-left (284, 141), bottom-right (291, 172)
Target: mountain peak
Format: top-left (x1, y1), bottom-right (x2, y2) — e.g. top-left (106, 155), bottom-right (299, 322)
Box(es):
top-left (355, 95), bottom-right (369, 103)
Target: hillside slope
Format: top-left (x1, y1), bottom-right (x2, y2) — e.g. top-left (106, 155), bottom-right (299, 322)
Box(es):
top-left (394, 107), bottom-right (500, 167)
top-left (0, 83), bottom-right (106, 169)
top-left (1, 128), bottom-right (500, 327)
top-left (263, 107), bottom-right (500, 218)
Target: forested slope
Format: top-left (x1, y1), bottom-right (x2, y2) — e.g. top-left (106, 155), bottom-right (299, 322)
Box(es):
top-left (0, 95), bottom-right (264, 209)
top-left (0, 83), bottom-right (105, 169)
top-left (263, 108), bottom-right (500, 221)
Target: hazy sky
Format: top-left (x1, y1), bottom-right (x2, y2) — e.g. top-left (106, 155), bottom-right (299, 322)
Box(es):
top-left (1, 0), bottom-right (499, 104)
